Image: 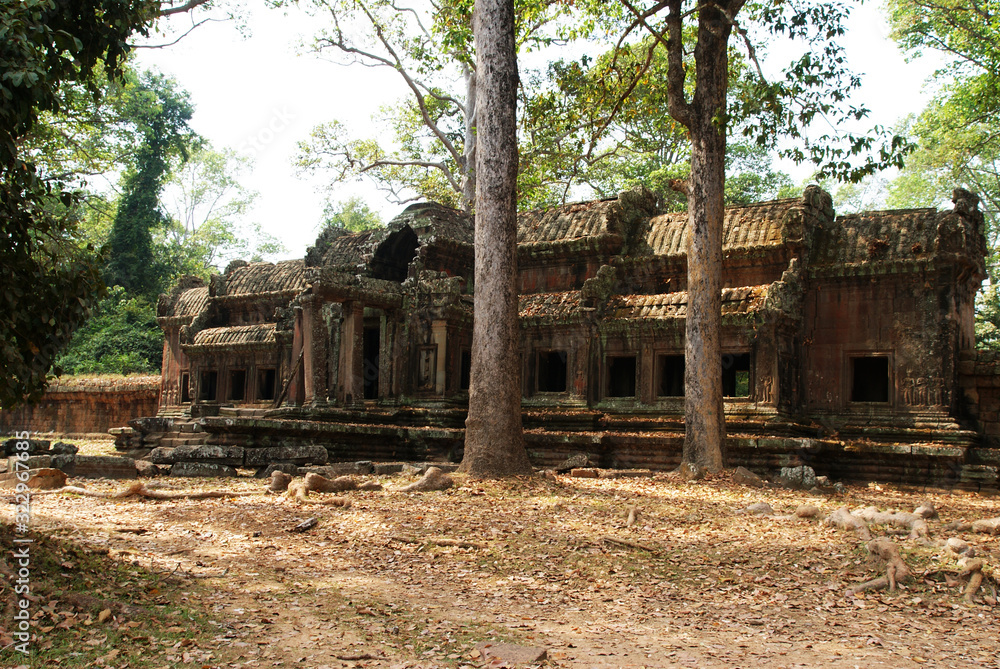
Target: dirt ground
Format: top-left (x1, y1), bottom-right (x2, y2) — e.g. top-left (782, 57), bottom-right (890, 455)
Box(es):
top-left (3, 464), bottom-right (999, 669)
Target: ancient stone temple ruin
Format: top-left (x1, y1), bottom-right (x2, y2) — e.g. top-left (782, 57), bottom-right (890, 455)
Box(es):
top-left (134, 185), bottom-right (998, 489)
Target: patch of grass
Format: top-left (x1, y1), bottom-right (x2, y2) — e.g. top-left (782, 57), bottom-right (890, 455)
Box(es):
top-left (0, 525), bottom-right (235, 668)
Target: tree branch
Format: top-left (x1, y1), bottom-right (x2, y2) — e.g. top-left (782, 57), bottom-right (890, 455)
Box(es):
top-left (618, 0), bottom-right (691, 126)
top-left (158, 0), bottom-right (213, 17)
top-left (315, 0), bottom-right (467, 183)
top-left (131, 18), bottom-right (216, 49)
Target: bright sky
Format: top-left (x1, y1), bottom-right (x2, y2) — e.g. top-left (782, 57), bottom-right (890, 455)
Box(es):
top-left (135, 1), bottom-right (943, 262)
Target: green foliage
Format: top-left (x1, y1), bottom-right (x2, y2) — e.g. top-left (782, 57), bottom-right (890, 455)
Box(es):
top-left (56, 286), bottom-right (163, 375)
top-left (0, 0), bottom-right (156, 166)
top-left (159, 146), bottom-right (284, 274)
top-left (886, 0), bottom-right (1000, 345)
top-left (976, 284), bottom-right (1000, 351)
top-left (320, 195), bottom-right (384, 232)
top-left (519, 35), bottom-right (794, 210)
top-left (0, 0), bottom-right (158, 409)
top-left (103, 70), bottom-right (197, 299)
top-left (292, 0), bottom-right (585, 212)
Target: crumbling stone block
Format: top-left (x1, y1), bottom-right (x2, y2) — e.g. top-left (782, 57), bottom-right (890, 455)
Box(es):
top-left (733, 466), bottom-right (764, 488)
top-left (51, 454), bottom-right (75, 472)
top-left (135, 460), bottom-right (162, 477)
top-left (0, 468), bottom-right (66, 490)
top-left (776, 465), bottom-right (817, 490)
top-left (3, 439), bottom-right (50, 456)
top-left (170, 444), bottom-right (244, 466)
top-left (244, 445), bottom-right (329, 466)
top-left (64, 455), bottom-right (137, 480)
top-left (257, 462), bottom-right (299, 479)
top-left (8, 455), bottom-right (51, 470)
top-left (149, 447), bottom-right (177, 465)
top-left (51, 442), bottom-right (78, 455)
top-left (171, 462), bottom-right (239, 477)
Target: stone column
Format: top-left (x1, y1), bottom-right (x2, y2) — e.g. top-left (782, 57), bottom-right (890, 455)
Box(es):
top-left (287, 306), bottom-right (305, 406)
top-left (301, 295), bottom-right (328, 406)
top-left (432, 320), bottom-right (448, 395)
top-left (338, 302), bottom-right (364, 405)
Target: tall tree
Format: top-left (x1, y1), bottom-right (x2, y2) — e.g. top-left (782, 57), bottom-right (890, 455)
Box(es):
top-left (158, 146), bottom-right (284, 274)
top-left (295, 4), bottom-right (792, 212)
top-left (0, 0), bottom-right (223, 408)
top-left (609, 0), bottom-right (911, 471)
top-left (885, 0), bottom-right (1000, 224)
top-left (0, 0), bottom-right (156, 409)
top-left (461, 0), bottom-right (533, 477)
top-left (104, 71), bottom-right (197, 300)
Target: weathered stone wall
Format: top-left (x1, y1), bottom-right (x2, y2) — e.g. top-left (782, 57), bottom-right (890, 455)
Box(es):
top-left (959, 349), bottom-right (1000, 443)
top-left (0, 377), bottom-right (160, 436)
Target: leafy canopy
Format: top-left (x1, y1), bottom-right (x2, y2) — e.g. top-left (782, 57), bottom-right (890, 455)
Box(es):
top-left (0, 0), bottom-right (159, 409)
top-left (885, 0), bottom-right (1000, 347)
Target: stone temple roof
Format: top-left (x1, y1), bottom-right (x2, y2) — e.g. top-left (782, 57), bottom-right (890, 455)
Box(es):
top-left (321, 231), bottom-right (375, 269)
top-left (647, 197), bottom-right (802, 256)
top-left (517, 198), bottom-right (619, 245)
top-left (169, 286), bottom-right (209, 318)
top-left (390, 202), bottom-right (474, 246)
top-left (223, 259), bottom-right (306, 296)
top-left (607, 286), bottom-right (769, 320)
top-left (190, 323), bottom-right (276, 348)
top-left (810, 207), bottom-right (958, 266)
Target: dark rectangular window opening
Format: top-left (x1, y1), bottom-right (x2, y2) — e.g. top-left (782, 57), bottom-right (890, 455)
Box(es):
top-left (229, 370), bottom-right (247, 401)
top-left (257, 368), bottom-right (276, 401)
top-left (658, 355), bottom-right (685, 397)
top-left (606, 356), bottom-right (637, 398)
top-left (851, 356), bottom-right (890, 403)
top-left (363, 325), bottom-right (380, 400)
top-left (459, 349), bottom-right (471, 391)
top-left (537, 350), bottom-right (568, 393)
top-left (722, 353), bottom-right (751, 397)
top-left (199, 370), bottom-right (218, 401)
top-left (180, 372), bottom-right (190, 403)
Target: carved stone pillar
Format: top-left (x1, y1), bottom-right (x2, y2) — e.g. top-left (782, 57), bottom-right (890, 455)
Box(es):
top-left (432, 319), bottom-right (448, 395)
top-left (338, 302), bottom-right (364, 405)
top-left (301, 295), bottom-right (328, 406)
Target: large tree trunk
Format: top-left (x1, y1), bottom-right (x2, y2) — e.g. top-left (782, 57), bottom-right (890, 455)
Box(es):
top-left (679, 1), bottom-right (737, 472)
top-left (461, 0), bottom-right (533, 477)
top-left (682, 117), bottom-right (726, 472)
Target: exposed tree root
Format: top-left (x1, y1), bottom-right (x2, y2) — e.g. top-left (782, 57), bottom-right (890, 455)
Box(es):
top-left (825, 507), bottom-right (872, 541)
top-left (268, 471), bottom-right (292, 493)
top-left (601, 536), bottom-right (660, 554)
top-left (851, 506), bottom-right (929, 539)
top-left (846, 537), bottom-right (912, 596)
top-left (398, 467), bottom-right (453, 492)
top-left (304, 473), bottom-right (358, 493)
top-left (960, 558), bottom-right (985, 603)
top-left (42, 483), bottom-right (259, 500)
top-left (625, 506), bottom-right (639, 527)
top-left (285, 481), bottom-right (351, 507)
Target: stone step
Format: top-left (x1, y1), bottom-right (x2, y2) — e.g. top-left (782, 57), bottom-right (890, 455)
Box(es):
top-left (157, 436), bottom-right (209, 448)
top-left (217, 407), bottom-right (269, 418)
